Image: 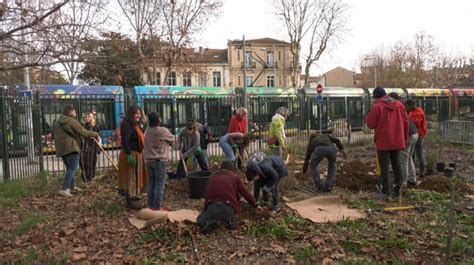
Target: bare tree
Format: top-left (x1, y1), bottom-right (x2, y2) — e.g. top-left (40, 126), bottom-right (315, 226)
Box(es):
top-left (0, 0), bottom-right (71, 71)
top-left (303, 0), bottom-right (348, 88)
top-left (158, 0), bottom-right (223, 85)
top-left (56, 0), bottom-right (109, 84)
top-left (274, 0), bottom-right (349, 88)
top-left (117, 0), bottom-right (161, 84)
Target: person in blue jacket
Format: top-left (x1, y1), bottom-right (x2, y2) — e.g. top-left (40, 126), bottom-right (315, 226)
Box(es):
top-left (246, 153), bottom-right (288, 214)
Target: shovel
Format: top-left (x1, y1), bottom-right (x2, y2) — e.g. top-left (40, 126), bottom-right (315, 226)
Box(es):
top-left (93, 138), bottom-right (119, 171)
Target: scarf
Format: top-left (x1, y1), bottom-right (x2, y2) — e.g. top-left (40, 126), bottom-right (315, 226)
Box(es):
top-left (134, 125), bottom-right (145, 150)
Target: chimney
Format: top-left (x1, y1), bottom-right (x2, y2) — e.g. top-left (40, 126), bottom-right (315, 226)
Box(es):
top-left (199, 46), bottom-right (203, 56)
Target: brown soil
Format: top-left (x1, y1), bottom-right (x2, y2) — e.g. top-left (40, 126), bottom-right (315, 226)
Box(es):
top-left (417, 175), bottom-right (469, 193)
top-left (336, 160), bottom-right (378, 191)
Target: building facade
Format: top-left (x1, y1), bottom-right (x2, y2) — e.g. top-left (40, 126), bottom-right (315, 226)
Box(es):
top-left (143, 38), bottom-right (297, 89)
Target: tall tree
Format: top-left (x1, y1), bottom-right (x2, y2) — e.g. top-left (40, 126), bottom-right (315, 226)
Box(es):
top-left (56, 0), bottom-right (109, 84)
top-left (117, 0), bottom-right (161, 84)
top-left (157, 0), bottom-right (223, 85)
top-left (78, 32), bottom-right (142, 87)
top-left (274, 0), bottom-right (349, 88)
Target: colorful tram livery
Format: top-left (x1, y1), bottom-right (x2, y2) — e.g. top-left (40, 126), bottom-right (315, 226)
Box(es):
top-left (2, 85), bottom-right (473, 155)
top-left (134, 86), bottom-right (237, 137)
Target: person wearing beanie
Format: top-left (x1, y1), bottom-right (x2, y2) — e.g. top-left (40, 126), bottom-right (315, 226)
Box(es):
top-left (365, 87), bottom-right (408, 199)
top-left (246, 155), bottom-right (288, 214)
top-left (197, 161), bottom-right (260, 234)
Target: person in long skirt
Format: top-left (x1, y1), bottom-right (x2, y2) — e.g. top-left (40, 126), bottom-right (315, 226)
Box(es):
top-left (118, 106), bottom-right (148, 209)
top-left (80, 112), bottom-right (101, 182)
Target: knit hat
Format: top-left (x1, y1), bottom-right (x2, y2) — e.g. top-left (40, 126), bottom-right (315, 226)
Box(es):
top-left (373, 87), bottom-right (386, 99)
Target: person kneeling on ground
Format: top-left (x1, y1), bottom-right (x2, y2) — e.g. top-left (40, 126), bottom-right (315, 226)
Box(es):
top-left (246, 153), bottom-right (288, 214)
top-left (197, 161), bottom-right (261, 234)
top-left (302, 133), bottom-right (347, 193)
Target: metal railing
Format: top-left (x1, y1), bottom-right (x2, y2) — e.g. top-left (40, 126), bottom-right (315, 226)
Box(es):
top-left (1, 91), bottom-right (379, 179)
top-left (441, 120), bottom-right (474, 145)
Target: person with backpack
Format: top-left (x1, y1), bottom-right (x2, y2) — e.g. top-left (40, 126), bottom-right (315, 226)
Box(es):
top-left (52, 105), bottom-right (100, 197)
top-left (246, 153), bottom-right (288, 214)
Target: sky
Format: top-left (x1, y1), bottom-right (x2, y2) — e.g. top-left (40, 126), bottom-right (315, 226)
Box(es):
top-left (190, 0), bottom-right (474, 75)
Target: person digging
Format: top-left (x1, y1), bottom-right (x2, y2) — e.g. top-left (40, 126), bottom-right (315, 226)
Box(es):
top-left (197, 161), bottom-right (262, 234)
top-left (302, 133), bottom-right (347, 193)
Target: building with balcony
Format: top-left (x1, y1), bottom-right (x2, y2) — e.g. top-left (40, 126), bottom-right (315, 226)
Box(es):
top-left (227, 38), bottom-right (298, 88)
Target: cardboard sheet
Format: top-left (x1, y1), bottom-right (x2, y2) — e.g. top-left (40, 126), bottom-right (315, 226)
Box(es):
top-left (286, 196), bottom-right (365, 223)
top-left (128, 210), bottom-right (168, 230)
top-left (167, 209), bottom-right (200, 223)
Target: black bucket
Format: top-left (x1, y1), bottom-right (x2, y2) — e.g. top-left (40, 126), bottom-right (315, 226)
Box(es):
top-left (449, 162), bottom-right (456, 170)
top-left (436, 162), bottom-right (445, 172)
top-left (444, 167), bottom-right (454, 178)
top-left (187, 170), bottom-right (213, 199)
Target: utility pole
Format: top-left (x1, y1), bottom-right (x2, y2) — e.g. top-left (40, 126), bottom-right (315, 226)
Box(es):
top-left (242, 35), bottom-right (247, 110)
top-left (20, 2), bottom-right (35, 162)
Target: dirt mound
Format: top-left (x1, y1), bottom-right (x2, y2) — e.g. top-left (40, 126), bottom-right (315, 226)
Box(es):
top-left (418, 176), bottom-right (468, 193)
top-left (336, 160), bottom-right (378, 191)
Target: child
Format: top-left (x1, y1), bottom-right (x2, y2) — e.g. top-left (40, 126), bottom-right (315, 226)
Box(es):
top-left (246, 154), bottom-right (288, 214)
top-left (144, 112), bottom-right (175, 210)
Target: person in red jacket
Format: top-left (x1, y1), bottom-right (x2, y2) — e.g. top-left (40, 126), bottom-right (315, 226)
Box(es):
top-left (196, 160), bottom-right (261, 234)
top-left (228, 107), bottom-right (248, 134)
top-left (405, 100), bottom-right (427, 178)
top-left (365, 87), bottom-right (408, 198)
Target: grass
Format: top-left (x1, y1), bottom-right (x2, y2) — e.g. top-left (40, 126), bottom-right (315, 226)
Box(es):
top-left (245, 219), bottom-right (296, 241)
top-left (346, 198), bottom-right (379, 211)
top-left (89, 197), bottom-right (123, 217)
top-left (291, 245), bottom-right (318, 263)
top-left (129, 228), bottom-right (171, 253)
top-left (0, 172), bottom-right (55, 208)
top-left (15, 212), bottom-right (47, 236)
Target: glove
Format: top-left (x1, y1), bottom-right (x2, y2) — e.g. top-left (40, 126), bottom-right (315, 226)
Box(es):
top-left (127, 154), bottom-right (136, 166)
top-left (232, 144), bottom-right (238, 150)
top-left (262, 185), bottom-right (270, 193)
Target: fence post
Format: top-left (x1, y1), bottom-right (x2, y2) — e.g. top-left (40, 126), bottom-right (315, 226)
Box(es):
top-left (35, 92), bottom-right (44, 172)
top-left (0, 87), bottom-right (10, 181)
top-left (346, 97), bottom-right (351, 144)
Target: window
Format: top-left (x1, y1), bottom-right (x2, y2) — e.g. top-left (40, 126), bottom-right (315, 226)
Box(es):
top-left (245, 76), bottom-right (253, 87)
top-left (212, 72), bottom-right (221, 87)
top-left (238, 75), bottom-right (241, 86)
top-left (267, 76), bottom-right (275, 87)
top-left (198, 73), bottom-right (207, 86)
top-left (267, 51), bottom-right (274, 66)
top-left (238, 51), bottom-right (240, 61)
top-left (156, 72), bottom-right (161, 85)
top-left (245, 51), bottom-right (253, 66)
top-left (168, 72), bottom-right (176, 86)
top-left (183, 72), bottom-right (192, 87)
top-left (278, 50), bottom-right (281, 61)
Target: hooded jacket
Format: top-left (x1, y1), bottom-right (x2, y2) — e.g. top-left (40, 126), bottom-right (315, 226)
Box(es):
top-left (268, 113), bottom-right (286, 147)
top-left (52, 115), bottom-right (99, 157)
top-left (408, 107), bottom-right (427, 138)
top-left (246, 156), bottom-right (288, 188)
top-left (365, 96), bottom-right (408, 151)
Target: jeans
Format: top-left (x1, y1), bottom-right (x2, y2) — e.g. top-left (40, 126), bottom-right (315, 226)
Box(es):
top-left (400, 134), bottom-right (418, 184)
top-left (192, 149), bottom-right (208, 170)
top-left (196, 202), bottom-right (237, 232)
top-left (146, 160), bottom-right (167, 209)
top-left (176, 153), bottom-right (209, 179)
top-left (219, 135), bottom-right (235, 161)
top-left (62, 153), bottom-right (80, 190)
top-left (414, 138), bottom-right (426, 177)
top-left (254, 178), bottom-right (281, 209)
top-left (309, 146), bottom-right (337, 191)
top-left (377, 150), bottom-right (402, 195)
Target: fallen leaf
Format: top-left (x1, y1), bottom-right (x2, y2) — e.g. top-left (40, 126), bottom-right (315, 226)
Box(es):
top-left (30, 233), bottom-right (46, 245)
top-left (322, 257), bottom-right (333, 265)
top-left (270, 244), bottom-right (286, 254)
top-left (65, 229), bottom-right (75, 236)
top-left (73, 253), bottom-right (86, 261)
top-left (73, 246), bottom-right (87, 253)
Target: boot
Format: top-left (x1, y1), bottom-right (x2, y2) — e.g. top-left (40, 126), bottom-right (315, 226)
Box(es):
top-left (126, 197), bottom-right (142, 210)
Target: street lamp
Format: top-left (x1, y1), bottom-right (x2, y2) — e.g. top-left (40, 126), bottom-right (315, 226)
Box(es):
top-left (364, 55), bottom-right (377, 88)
